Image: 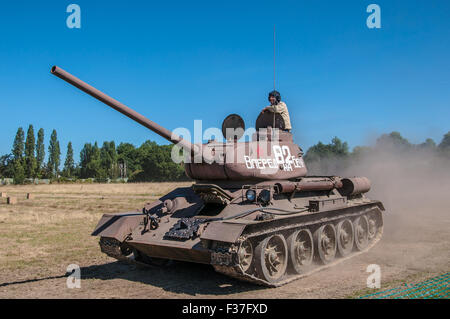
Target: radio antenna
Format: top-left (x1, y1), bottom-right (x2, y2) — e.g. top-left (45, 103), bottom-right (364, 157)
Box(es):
top-left (272, 25), bottom-right (276, 130)
top-left (273, 25), bottom-right (276, 90)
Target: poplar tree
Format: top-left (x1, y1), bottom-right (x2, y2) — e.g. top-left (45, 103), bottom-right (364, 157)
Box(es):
top-left (63, 142), bottom-right (75, 177)
top-left (90, 142), bottom-right (102, 178)
top-left (36, 128), bottom-right (45, 177)
top-left (13, 160), bottom-right (25, 184)
top-left (47, 129), bottom-right (61, 178)
top-left (12, 127), bottom-right (25, 160)
top-left (12, 127), bottom-right (25, 183)
top-left (24, 125), bottom-right (36, 178)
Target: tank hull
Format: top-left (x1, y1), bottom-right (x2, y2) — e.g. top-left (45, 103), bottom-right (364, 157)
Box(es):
top-left (94, 179), bottom-right (384, 286)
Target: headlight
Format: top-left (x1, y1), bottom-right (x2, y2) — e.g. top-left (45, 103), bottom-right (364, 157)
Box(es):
top-left (258, 189), bottom-right (271, 204)
top-left (246, 189), bottom-right (256, 201)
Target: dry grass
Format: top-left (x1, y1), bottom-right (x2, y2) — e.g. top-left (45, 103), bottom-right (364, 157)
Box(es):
top-left (0, 181), bottom-right (448, 299)
top-left (0, 182), bottom-right (189, 196)
top-left (0, 182), bottom-right (191, 273)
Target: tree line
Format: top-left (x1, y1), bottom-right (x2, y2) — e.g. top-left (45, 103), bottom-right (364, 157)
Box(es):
top-left (303, 131), bottom-right (450, 174)
top-left (1, 125), bottom-right (449, 184)
top-left (0, 125), bottom-right (186, 184)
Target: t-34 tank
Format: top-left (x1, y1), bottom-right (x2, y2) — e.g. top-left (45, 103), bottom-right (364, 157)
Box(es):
top-left (51, 66), bottom-right (385, 287)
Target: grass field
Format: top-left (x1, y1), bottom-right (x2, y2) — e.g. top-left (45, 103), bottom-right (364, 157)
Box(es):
top-left (0, 182), bottom-right (448, 299)
top-left (0, 183), bottom-right (190, 279)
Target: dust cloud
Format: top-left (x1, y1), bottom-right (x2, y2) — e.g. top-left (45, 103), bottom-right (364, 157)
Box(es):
top-left (306, 146), bottom-right (450, 238)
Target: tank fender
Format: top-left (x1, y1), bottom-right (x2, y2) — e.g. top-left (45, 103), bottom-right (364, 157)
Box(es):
top-left (91, 212), bottom-right (144, 241)
top-left (373, 200), bottom-right (385, 211)
top-left (200, 221), bottom-right (246, 243)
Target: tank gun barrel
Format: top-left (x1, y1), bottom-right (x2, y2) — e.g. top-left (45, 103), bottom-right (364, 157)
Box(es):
top-left (50, 65), bottom-right (197, 154)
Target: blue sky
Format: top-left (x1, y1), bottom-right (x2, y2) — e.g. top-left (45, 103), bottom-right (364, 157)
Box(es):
top-left (0, 1), bottom-right (449, 162)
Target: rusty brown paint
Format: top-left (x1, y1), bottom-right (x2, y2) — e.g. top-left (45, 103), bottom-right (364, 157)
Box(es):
top-left (51, 65), bottom-right (385, 287)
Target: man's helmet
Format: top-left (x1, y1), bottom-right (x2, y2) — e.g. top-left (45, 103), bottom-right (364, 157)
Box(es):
top-left (268, 90), bottom-right (281, 103)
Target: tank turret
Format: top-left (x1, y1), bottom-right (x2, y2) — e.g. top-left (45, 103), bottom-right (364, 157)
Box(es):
top-left (51, 66), bottom-right (307, 180)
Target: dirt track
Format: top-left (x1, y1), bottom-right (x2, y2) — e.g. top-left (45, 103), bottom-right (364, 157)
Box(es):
top-left (0, 182), bottom-right (448, 298)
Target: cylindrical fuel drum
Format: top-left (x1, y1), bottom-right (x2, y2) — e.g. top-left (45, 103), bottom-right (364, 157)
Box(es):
top-left (339, 177), bottom-right (371, 196)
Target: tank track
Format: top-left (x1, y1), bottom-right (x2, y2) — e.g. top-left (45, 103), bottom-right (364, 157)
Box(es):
top-left (212, 205), bottom-right (383, 287)
top-left (99, 205), bottom-right (383, 287)
top-left (99, 237), bottom-right (133, 262)
top-left (99, 237), bottom-right (172, 267)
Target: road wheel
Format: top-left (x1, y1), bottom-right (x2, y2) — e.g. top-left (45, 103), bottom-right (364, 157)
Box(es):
top-left (288, 229), bottom-right (314, 274)
top-left (336, 219), bottom-right (354, 257)
top-left (367, 213), bottom-right (381, 242)
top-left (237, 239), bottom-right (253, 273)
top-left (255, 234), bottom-right (288, 283)
top-left (314, 224), bottom-right (337, 264)
top-left (353, 215), bottom-right (369, 251)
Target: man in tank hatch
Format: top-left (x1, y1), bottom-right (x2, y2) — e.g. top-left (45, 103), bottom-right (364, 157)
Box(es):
top-left (261, 90), bottom-right (292, 132)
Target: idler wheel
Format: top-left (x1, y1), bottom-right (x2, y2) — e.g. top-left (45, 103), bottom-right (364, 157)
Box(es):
top-left (119, 244), bottom-right (134, 257)
top-left (255, 234), bottom-right (288, 283)
top-left (353, 215), bottom-right (369, 251)
top-left (367, 213), bottom-right (381, 242)
top-left (237, 239), bottom-right (253, 273)
top-left (314, 224), bottom-right (337, 264)
top-left (287, 229), bottom-right (314, 274)
top-left (336, 219), bottom-right (354, 257)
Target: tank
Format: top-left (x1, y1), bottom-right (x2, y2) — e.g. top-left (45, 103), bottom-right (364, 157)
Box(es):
top-left (51, 66), bottom-right (385, 287)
